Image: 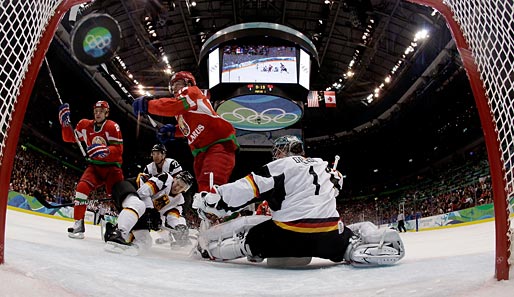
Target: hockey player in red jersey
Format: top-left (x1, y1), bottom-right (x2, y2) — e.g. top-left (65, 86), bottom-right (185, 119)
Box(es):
top-left (58, 100), bottom-right (124, 239)
top-left (192, 135), bottom-right (405, 267)
top-left (131, 71), bottom-right (238, 192)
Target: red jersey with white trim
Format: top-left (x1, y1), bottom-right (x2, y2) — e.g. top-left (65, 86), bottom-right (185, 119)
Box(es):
top-left (147, 85), bottom-right (238, 156)
top-left (62, 119), bottom-right (123, 166)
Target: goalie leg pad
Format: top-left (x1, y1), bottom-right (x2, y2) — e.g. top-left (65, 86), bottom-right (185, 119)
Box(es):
top-left (347, 221), bottom-right (405, 257)
top-left (206, 233), bottom-right (252, 261)
top-left (345, 243), bottom-right (403, 266)
top-left (344, 221), bottom-right (405, 266)
top-left (199, 215), bottom-right (271, 243)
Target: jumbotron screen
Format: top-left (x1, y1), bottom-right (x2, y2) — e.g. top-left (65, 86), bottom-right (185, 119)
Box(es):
top-left (221, 45), bottom-right (297, 84)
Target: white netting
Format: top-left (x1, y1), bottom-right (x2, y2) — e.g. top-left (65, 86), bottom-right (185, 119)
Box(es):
top-left (442, 0), bottom-right (514, 270)
top-left (443, 1), bottom-right (514, 199)
top-left (0, 0), bottom-right (62, 166)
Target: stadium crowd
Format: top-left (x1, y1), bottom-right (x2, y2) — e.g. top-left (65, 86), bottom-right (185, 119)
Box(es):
top-left (9, 137), bottom-right (492, 230)
top-left (338, 146), bottom-right (492, 225)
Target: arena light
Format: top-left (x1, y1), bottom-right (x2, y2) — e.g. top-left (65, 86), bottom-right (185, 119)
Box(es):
top-left (414, 29), bottom-right (429, 41)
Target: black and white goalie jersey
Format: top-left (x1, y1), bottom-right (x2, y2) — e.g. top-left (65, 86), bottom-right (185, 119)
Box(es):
top-left (216, 156), bottom-right (343, 233)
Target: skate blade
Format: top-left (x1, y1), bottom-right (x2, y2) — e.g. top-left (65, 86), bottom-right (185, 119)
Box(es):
top-left (68, 232), bottom-right (85, 239)
top-left (104, 242), bottom-right (139, 256)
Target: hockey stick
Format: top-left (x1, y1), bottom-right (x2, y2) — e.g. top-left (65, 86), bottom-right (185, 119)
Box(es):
top-left (44, 57), bottom-right (87, 157)
top-left (131, 95), bottom-right (159, 139)
top-left (32, 190), bottom-right (112, 209)
top-left (333, 155), bottom-right (340, 170)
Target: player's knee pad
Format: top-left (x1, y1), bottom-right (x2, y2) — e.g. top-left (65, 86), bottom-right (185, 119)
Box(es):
top-left (112, 180), bottom-right (139, 211)
top-left (121, 194), bottom-right (146, 218)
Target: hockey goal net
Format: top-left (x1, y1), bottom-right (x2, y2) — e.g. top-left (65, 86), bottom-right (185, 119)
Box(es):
top-left (408, 0), bottom-right (514, 280)
top-left (0, 0), bottom-right (512, 282)
top-left (0, 0), bottom-right (88, 264)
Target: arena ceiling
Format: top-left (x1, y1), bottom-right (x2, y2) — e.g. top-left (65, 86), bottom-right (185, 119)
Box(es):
top-left (64, 0), bottom-right (457, 139)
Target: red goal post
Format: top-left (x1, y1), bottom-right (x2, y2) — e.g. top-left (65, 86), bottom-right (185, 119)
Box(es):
top-left (407, 0), bottom-right (513, 280)
top-left (0, 0), bottom-right (89, 264)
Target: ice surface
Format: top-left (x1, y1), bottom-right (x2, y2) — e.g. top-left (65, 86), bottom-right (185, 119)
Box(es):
top-left (1, 209), bottom-right (512, 297)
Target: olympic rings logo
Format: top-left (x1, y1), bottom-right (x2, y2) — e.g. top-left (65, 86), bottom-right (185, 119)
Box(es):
top-left (220, 107), bottom-right (299, 125)
top-left (84, 33), bottom-right (112, 50)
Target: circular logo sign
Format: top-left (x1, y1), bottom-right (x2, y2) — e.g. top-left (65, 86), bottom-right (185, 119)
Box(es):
top-left (71, 13), bottom-right (121, 66)
top-left (83, 27), bottom-right (112, 58)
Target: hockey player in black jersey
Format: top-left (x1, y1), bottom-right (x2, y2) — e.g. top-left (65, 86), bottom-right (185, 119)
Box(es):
top-left (193, 135), bottom-right (405, 266)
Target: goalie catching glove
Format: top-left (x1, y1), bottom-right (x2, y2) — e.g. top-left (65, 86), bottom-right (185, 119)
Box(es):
top-left (58, 103), bottom-right (71, 127)
top-left (87, 143), bottom-right (110, 159)
top-left (192, 187), bottom-right (230, 218)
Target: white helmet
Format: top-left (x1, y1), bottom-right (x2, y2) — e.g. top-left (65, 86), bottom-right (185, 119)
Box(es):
top-left (271, 135), bottom-right (304, 160)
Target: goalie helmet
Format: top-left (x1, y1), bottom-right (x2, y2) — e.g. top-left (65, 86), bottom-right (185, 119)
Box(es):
top-left (272, 135), bottom-right (304, 160)
top-left (151, 144), bottom-right (167, 154)
top-left (169, 71), bottom-right (196, 94)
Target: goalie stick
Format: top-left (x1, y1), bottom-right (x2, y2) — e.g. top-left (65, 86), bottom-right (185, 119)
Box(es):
top-left (32, 190), bottom-right (111, 209)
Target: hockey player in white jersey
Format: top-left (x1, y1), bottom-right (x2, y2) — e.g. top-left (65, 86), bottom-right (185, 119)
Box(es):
top-left (144, 144), bottom-right (182, 176)
top-left (143, 143), bottom-right (185, 244)
top-left (193, 135), bottom-right (405, 266)
top-left (104, 170), bottom-right (194, 254)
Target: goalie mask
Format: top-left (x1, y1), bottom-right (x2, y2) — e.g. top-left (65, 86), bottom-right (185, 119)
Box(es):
top-left (272, 135), bottom-right (305, 160)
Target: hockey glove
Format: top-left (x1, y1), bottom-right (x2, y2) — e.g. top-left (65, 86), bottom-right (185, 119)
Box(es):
top-left (58, 103), bottom-right (71, 127)
top-left (87, 143), bottom-right (110, 159)
top-left (192, 190), bottom-right (229, 218)
top-left (157, 124), bottom-right (176, 144)
top-left (132, 96), bottom-right (152, 117)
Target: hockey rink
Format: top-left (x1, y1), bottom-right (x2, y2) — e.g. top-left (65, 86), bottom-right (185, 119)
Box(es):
top-left (1, 208), bottom-right (513, 297)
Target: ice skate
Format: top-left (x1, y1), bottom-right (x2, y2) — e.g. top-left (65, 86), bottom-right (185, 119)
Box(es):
top-left (104, 226), bottom-right (139, 256)
top-left (67, 219), bottom-right (85, 239)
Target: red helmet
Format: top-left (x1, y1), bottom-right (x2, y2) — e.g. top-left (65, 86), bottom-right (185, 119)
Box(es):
top-left (93, 100), bottom-right (110, 110)
top-left (169, 71), bottom-right (196, 93)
